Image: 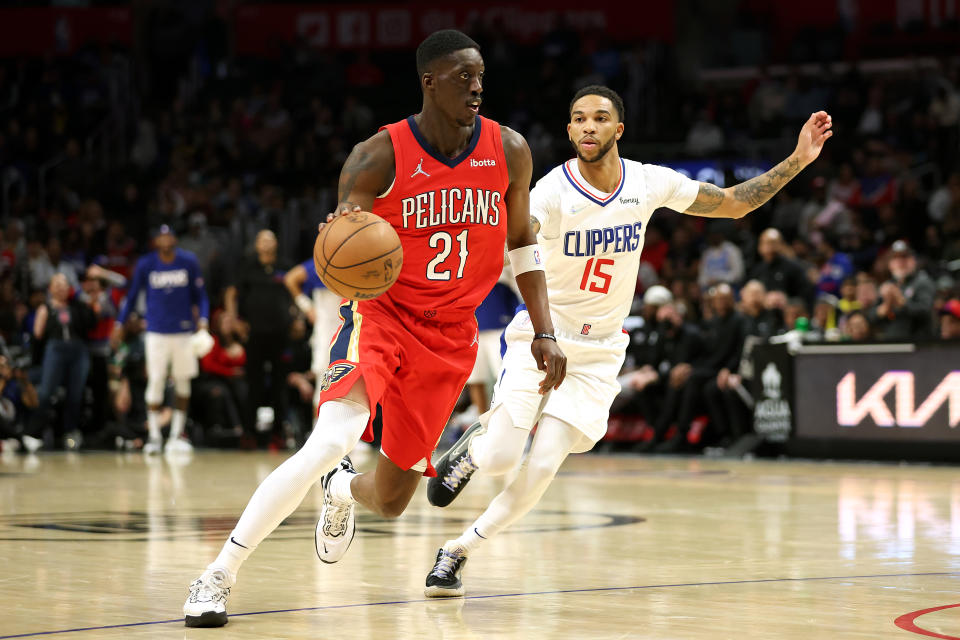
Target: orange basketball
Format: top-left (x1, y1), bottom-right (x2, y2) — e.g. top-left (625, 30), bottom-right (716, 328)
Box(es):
top-left (314, 210), bottom-right (403, 301)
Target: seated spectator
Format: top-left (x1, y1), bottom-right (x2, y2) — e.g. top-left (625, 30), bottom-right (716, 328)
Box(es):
top-left (749, 228), bottom-right (812, 304)
top-left (26, 274), bottom-right (96, 450)
top-left (0, 353), bottom-right (39, 452)
top-left (628, 298), bottom-right (704, 453)
top-left (844, 310), bottom-right (874, 342)
top-left (698, 222), bottom-right (744, 289)
top-left (106, 311), bottom-right (151, 449)
top-left (941, 299), bottom-right (960, 340)
top-left (868, 240), bottom-right (935, 339)
top-left (812, 292), bottom-right (841, 341)
top-left (813, 233), bottom-right (854, 297)
top-left (655, 284), bottom-right (746, 453)
top-left (195, 312), bottom-right (247, 443)
top-left (740, 279), bottom-right (784, 338)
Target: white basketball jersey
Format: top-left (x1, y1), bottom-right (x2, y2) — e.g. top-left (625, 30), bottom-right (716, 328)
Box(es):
top-left (530, 158), bottom-right (698, 337)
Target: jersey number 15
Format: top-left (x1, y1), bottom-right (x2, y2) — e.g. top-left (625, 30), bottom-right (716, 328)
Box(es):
top-left (580, 258), bottom-right (613, 294)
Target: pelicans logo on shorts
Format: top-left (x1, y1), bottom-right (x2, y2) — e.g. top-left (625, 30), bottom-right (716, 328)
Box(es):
top-left (320, 363), bottom-right (357, 392)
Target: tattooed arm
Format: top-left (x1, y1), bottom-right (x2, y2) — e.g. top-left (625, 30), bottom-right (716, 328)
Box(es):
top-left (323, 130), bottom-right (396, 225)
top-left (684, 111), bottom-right (833, 219)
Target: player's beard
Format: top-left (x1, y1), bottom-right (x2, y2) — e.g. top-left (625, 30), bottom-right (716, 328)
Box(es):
top-left (570, 135), bottom-right (616, 163)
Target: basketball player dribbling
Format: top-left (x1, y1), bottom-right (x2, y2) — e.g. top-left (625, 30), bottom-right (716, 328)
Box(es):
top-left (183, 30), bottom-right (566, 627)
top-left (422, 85), bottom-right (833, 596)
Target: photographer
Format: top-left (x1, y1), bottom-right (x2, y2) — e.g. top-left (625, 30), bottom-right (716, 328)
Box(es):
top-left (0, 352), bottom-right (39, 452)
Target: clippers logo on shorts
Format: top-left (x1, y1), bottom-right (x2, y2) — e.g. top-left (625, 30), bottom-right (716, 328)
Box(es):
top-left (320, 363), bottom-right (357, 392)
top-left (581, 324), bottom-right (591, 336)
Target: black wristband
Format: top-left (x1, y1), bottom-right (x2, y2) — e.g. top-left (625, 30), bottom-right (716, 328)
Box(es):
top-left (533, 332), bottom-right (557, 342)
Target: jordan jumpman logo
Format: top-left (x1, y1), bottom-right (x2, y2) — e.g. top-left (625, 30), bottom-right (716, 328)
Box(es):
top-left (411, 158), bottom-right (430, 178)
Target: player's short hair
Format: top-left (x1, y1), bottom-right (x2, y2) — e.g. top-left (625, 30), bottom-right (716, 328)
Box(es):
top-left (569, 85), bottom-right (626, 123)
top-left (416, 29), bottom-right (480, 77)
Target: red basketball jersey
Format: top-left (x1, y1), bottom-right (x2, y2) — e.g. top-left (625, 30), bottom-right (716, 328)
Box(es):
top-left (373, 115), bottom-right (510, 322)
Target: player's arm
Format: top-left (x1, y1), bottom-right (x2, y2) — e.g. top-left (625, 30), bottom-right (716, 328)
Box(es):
top-left (283, 264), bottom-right (316, 322)
top-left (684, 111), bottom-right (833, 219)
top-left (323, 130), bottom-right (396, 225)
top-left (188, 258), bottom-right (210, 330)
top-left (502, 125), bottom-right (566, 393)
top-left (113, 259), bottom-right (145, 340)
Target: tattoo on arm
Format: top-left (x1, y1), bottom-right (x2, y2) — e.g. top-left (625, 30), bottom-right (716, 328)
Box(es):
top-left (530, 216), bottom-right (541, 235)
top-left (732, 156), bottom-right (802, 208)
top-left (337, 150), bottom-right (372, 203)
top-left (686, 182), bottom-right (725, 214)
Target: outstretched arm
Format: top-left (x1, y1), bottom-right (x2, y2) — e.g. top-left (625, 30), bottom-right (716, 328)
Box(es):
top-left (502, 126), bottom-right (566, 393)
top-left (684, 111), bottom-right (833, 219)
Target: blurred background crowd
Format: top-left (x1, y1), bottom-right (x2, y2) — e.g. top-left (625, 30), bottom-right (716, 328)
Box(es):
top-left (0, 0), bottom-right (958, 455)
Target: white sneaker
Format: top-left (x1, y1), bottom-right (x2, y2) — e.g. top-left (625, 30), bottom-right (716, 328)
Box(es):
top-left (184, 568), bottom-right (232, 628)
top-left (22, 435), bottom-right (43, 453)
top-left (315, 457), bottom-right (357, 564)
top-left (164, 438), bottom-right (194, 455)
top-left (143, 437), bottom-right (162, 455)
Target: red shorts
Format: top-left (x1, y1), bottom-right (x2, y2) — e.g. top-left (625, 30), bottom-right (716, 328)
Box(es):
top-left (317, 297), bottom-right (479, 476)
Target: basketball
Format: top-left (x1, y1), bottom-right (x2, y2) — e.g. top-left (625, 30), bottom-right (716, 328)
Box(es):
top-left (314, 210), bottom-right (403, 301)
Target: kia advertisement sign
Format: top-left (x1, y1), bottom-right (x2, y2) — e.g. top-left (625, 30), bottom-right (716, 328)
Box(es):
top-left (793, 343), bottom-right (960, 442)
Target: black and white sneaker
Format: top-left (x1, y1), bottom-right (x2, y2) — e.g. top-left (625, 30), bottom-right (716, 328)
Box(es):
top-left (183, 568), bottom-right (232, 627)
top-left (315, 456), bottom-right (357, 564)
top-left (428, 422), bottom-right (483, 507)
top-left (424, 543), bottom-right (468, 597)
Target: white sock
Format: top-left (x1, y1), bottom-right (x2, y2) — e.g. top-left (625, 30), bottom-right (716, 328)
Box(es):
top-left (147, 411), bottom-right (161, 441)
top-left (169, 409), bottom-right (186, 441)
top-left (329, 467), bottom-right (357, 503)
top-left (210, 533), bottom-right (251, 583)
top-left (225, 398), bottom-right (369, 572)
top-left (451, 528), bottom-right (486, 556)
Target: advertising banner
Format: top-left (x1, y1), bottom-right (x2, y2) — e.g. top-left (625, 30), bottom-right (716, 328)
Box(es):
top-left (752, 342), bottom-right (794, 443)
top-left (794, 343), bottom-right (960, 443)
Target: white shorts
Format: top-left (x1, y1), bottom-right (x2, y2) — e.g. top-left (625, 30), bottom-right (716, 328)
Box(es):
top-left (467, 329), bottom-right (504, 385)
top-left (310, 287), bottom-right (345, 375)
top-left (491, 310), bottom-right (627, 449)
top-left (145, 332), bottom-right (198, 381)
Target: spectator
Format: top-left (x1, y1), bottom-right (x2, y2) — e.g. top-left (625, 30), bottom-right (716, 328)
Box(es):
top-left (196, 311), bottom-right (247, 444)
top-left (941, 299), bottom-right (960, 340)
top-left (698, 222), bottom-right (744, 289)
top-left (740, 279), bottom-right (783, 338)
top-left (749, 228), bottom-right (812, 303)
top-left (80, 264), bottom-right (127, 439)
top-left (657, 284), bottom-right (746, 452)
top-left (0, 352), bottom-right (38, 452)
top-left (27, 273), bottom-right (96, 450)
top-left (628, 298), bottom-right (704, 453)
top-left (224, 229), bottom-right (293, 446)
top-left (108, 311), bottom-right (150, 448)
top-left (869, 240), bottom-right (935, 339)
top-left (814, 233), bottom-right (854, 297)
top-left (844, 310), bottom-right (874, 342)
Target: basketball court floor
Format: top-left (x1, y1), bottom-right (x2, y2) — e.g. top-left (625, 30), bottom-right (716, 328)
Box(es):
top-left (1, 450), bottom-right (958, 639)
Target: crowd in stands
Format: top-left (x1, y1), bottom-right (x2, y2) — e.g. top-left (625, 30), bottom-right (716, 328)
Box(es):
top-left (0, 21), bottom-right (958, 454)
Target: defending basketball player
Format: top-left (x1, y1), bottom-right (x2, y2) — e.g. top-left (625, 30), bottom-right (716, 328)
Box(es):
top-left (183, 30), bottom-right (566, 627)
top-left (422, 86), bottom-right (832, 596)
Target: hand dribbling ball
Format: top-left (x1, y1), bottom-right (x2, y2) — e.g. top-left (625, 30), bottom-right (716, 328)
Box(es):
top-left (314, 211), bottom-right (403, 301)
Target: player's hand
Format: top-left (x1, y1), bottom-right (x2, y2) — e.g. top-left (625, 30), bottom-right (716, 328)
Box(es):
top-left (319, 203), bottom-right (363, 232)
top-left (794, 111), bottom-right (833, 166)
top-left (531, 338), bottom-right (566, 394)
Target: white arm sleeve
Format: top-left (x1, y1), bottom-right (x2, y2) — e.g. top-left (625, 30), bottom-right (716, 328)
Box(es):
top-left (644, 164), bottom-right (700, 212)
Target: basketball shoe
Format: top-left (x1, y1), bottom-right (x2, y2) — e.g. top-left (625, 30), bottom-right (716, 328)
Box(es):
top-left (143, 436), bottom-right (162, 455)
top-left (427, 421), bottom-right (483, 507)
top-left (424, 542), bottom-right (468, 597)
top-left (315, 456), bottom-right (357, 563)
top-left (164, 437), bottom-right (194, 455)
top-left (183, 567), bottom-right (233, 627)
